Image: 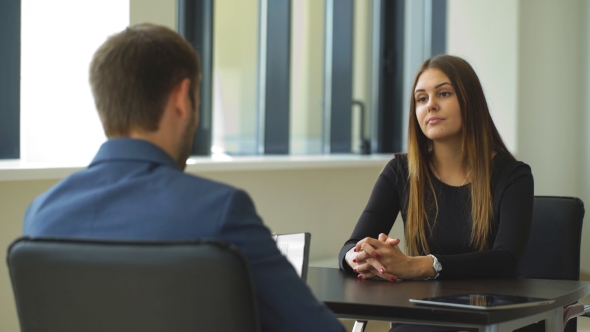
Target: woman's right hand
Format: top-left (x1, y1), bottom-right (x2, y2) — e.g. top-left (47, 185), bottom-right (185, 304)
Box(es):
top-left (346, 234), bottom-right (401, 282)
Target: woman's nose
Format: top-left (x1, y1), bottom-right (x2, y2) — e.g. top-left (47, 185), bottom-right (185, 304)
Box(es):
top-left (427, 98), bottom-right (438, 112)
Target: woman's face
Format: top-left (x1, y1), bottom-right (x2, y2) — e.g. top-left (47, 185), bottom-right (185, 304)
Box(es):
top-left (414, 68), bottom-right (462, 143)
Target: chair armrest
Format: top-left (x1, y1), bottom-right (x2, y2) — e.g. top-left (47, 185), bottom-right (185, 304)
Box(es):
top-left (563, 303), bottom-right (590, 325)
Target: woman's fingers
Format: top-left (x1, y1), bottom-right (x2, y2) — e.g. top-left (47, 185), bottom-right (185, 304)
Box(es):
top-left (377, 233), bottom-right (401, 247)
top-left (359, 240), bottom-right (382, 259)
top-left (353, 237), bottom-right (401, 275)
top-left (386, 238), bottom-right (401, 246)
top-left (354, 250), bottom-right (371, 262)
top-left (345, 247), bottom-right (359, 268)
top-left (372, 270), bottom-right (399, 282)
top-left (354, 237), bottom-right (372, 252)
top-left (356, 258), bottom-right (393, 279)
top-left (353, 236), bottom-right (407, 280)
top-left (354, 260), bottom-right (398, 282)
top-left (354, 267), bottom-right (374, 280)
top-left (359, 257), bottom-right (385, 274)
top-left (354, 238), bottom-right (381, 260)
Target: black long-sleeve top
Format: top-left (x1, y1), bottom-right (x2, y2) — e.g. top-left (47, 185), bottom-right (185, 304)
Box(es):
top-left (339, 153), bottom-right (534, 279)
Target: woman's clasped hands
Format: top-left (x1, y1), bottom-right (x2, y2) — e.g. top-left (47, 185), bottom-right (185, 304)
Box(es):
top-left (346, 233), bottom-right (435, 282)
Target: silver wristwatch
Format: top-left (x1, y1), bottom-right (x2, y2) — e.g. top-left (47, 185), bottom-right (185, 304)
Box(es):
top-left (426, 254), bottom-right (442, 280)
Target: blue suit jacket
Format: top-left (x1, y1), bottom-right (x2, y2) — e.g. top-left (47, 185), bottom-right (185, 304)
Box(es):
top-left (24, 138), bottom-right (344, 332)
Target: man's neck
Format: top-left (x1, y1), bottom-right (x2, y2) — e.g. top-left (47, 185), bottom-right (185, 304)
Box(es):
top-left (126, 130), bottom-right (179, 165)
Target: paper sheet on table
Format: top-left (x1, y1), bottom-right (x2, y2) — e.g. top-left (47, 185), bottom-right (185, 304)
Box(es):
top-left (273, 232), bottom-right (311, 280)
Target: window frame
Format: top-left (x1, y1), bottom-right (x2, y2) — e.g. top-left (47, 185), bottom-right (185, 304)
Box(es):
top-left (323, 0), bottom-right (354, 154)
top-left (177, 0), bottom-right (215, 156)
top-left (0, 0), bottom-right (21, 159)
top-left (257, 0), bottom-right (292, 155)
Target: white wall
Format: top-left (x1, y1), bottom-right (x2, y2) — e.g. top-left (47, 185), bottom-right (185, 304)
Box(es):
top-left (580, 0), bottom-right (590, 278)
top-left (448, 0), bottom-right (589, 275)
top-left (516, 0), bottom-right (583, 197)
top-left (129, 0), bottom-right (176, 29)
top-left (447, 0), bottom-right (519, 153)
top-left (0, 181), bottom-right (51, 332)
top-left (516, 0), bottom-right (586, 272)
top-left (195, 168), bottom-right (383, 260)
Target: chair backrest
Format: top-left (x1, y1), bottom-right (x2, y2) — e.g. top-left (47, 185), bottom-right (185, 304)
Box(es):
top-left (515, 196), bottom-right (584, 332)
top-left (7, 237), bottom-right (260, 332)
top-left (516, 196), bottom-right (585, 280)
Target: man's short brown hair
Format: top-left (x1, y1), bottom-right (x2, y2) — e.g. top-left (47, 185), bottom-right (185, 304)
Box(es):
top-left (89, 24), bottom-right (201, 137)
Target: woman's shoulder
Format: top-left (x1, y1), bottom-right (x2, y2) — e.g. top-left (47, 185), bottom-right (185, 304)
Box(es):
top-left (385, 153), bottom-right (408, 171)
top-left (492, 152), bottom-right (533, 182)
top-left (381, 153), bottom-right (409, 183)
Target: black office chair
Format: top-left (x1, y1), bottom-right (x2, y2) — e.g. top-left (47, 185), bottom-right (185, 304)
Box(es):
top-left (352, 196), bottom-right (589, 332)
top-left (516, 196), bottom-right (589, 332)
top-left (6, 237), bottom-right (260, 332)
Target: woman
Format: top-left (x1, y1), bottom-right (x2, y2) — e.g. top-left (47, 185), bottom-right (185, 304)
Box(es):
top-left (339, 55), bottom-right (534, 285)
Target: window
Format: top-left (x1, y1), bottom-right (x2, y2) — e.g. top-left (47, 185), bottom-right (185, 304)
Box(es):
top-left (20, 0), bottom-right (129, 163)
top-left (289, 0), bottom-right (324, 155)
top-left (2, 0), bottom-right (447, 162)
top-left (179, 0), bottom-right (441, 157)
top-left (212, 0), bottom-right (260, 155)
top-left (182, 0), bottom-right (381, 156)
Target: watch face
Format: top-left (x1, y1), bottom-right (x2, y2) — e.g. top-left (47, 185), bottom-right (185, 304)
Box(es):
top-left (434, 262), bottom-right (442, 272)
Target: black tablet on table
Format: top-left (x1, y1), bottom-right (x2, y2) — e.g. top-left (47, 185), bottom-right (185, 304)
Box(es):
top-left (410, 293), bottom-right (554, 310)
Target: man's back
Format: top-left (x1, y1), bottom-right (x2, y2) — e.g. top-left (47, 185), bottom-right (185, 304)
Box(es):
top-left (25, 139), bottom-right (231, 240)
top-left (24, 138), bottom-right (344, 332)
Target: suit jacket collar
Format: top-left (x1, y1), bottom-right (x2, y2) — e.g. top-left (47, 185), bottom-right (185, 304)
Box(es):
top-left (90, 138), bottom-right (181, 170)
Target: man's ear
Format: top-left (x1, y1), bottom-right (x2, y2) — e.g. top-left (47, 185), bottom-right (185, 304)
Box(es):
top-left (171, 78), bottom-right (192, 119)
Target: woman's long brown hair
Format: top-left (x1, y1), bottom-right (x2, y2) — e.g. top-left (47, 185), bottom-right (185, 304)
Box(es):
top-left (405, 55), bottom-right (514, 256)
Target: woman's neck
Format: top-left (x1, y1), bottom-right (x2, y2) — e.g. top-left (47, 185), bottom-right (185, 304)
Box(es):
top-left (431, 139), bottom-right (469, 186)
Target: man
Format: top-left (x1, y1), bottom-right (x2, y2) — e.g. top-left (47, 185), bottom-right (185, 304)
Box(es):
top-left (24, 24), bottom-right (345, 332)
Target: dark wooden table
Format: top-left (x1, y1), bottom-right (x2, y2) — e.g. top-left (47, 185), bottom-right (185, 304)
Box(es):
top-left (306, 267), bottom-right (590, 332)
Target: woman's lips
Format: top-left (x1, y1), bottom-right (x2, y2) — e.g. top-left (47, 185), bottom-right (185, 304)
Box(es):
top-left (427, 117), bottom-right (444, 125)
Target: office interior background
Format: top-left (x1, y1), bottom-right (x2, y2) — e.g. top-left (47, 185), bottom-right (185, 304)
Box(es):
top-left (0, 0), bottom-right (589, 330)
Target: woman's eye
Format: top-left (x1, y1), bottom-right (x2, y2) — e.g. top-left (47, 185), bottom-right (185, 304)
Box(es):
top-left (440, 91), bottom-right (451, 97)
top-left (416, 96), bottom-right (427, 103)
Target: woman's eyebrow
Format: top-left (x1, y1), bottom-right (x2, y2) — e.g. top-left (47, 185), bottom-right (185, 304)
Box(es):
top-left (414, 82), bottom-right (452, 93)
top-left (435, 82), bottom-right (452, 88)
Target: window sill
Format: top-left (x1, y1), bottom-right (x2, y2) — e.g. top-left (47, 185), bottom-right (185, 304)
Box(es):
top-left (0, 154), bottom-right (392, 182)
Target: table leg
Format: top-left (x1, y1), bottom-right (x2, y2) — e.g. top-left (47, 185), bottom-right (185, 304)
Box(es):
top-left (479, 324), bottom-right (499, 332)
top-left (545, 306), bottom-right (564, 332)
top-left (476, 307), bottom-right (564, 332)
